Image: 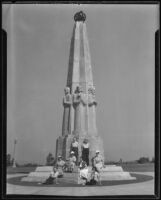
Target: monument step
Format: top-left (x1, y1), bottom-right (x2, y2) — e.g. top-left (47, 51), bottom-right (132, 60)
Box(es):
top-left (100, 171), bottom-right (136, 180)
top-left (21, 165), bottom-right (135, 182)
top-left (35, 166), bottom-right (53, 172)
top-left (27, 172), bottom-right (52, 177)
top-left (21, 171), bottom-right (135, 182)
top-left (21, 166), bottom-right (54, 182)
top-left (102, 165), bottom-right (123, 172)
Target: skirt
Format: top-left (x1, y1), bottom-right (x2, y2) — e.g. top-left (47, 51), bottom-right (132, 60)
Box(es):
top-left (82, 148), bottom-right (89, 166)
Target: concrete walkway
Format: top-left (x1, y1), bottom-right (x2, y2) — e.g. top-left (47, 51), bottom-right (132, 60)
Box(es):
top-left (7, 172), bottom-right (154, 196)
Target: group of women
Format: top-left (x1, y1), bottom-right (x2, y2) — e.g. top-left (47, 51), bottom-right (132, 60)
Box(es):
top-left (43, 137), bottom-right (104, 185)
top-left (71, 137), bottom-right (90, 166)
top-left (78, 149), bottom-right (104, 185)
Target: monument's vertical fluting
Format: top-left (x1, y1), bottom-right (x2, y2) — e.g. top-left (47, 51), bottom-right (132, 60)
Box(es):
top-left (56, 11), bottom-right (104, 162)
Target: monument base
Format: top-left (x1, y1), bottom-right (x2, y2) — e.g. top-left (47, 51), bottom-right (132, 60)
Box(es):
top-left (56, 134), bottom-right (104, 165)
top-left (21, 166), bottom-right (53, 182)
top-left (21, 164), bottom-right (135, 183)
top-left (78, 135), bottom-right (104, 165)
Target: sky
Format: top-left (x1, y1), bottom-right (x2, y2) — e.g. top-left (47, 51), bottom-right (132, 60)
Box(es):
top-left (2, 4), bottom-right (159, 164)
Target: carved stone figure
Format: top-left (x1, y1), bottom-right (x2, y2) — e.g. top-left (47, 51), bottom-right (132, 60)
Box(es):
top-left (73, 86), bottom-right (88, 135)
top-left (73, 86), bottom-right (87, 106)
top-left (74, 11), bottom-right (86, 22)
top-left (88, 86), bottom-right (97, 106)
top-left (62, 87), bottom-right (72, 136)
top-left (63, 87), bottom-right (72, 106)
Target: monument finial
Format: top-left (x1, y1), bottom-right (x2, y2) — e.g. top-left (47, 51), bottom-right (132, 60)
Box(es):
top-left (74, 11), bottom-right (86, 22)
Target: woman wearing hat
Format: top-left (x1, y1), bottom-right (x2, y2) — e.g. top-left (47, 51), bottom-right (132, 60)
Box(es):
top-left (81, 139), bottom-right (90, 166)
top-left (78, 160), bottom-right (89, 185)
top-left (69, 151), bottom-right (76, 172)
top-left (92, 150), bottom-right (104, 185)
top-left (70, 137), bottom-right (79, 165)
top-left (93, 150), bottom-right (104, 171)
top-left (55, 155), bottom-right (66, 178)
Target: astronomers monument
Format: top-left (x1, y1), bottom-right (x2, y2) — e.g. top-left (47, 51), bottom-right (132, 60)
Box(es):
top-left (21, 11), bottom-right (135, 182)
top-left (56, 11), bottom-right (104, 162)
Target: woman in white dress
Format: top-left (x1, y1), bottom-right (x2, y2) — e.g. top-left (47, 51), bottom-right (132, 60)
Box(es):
top-left (55, 155), bottom-right (66, 177)
top-left (92, 150), bottom-right (104, 185)
top-left (78, 160), bottom-right (90, 185)
top-left (69, 151), bottom-right (76, 171)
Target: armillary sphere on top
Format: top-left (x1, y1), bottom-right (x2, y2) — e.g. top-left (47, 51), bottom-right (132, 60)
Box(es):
top-left (74, 11), bottom-right (86, 22)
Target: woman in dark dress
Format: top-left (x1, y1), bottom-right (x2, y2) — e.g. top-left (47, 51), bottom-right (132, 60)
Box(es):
top-left (81, 139), bottom-right (90, 166)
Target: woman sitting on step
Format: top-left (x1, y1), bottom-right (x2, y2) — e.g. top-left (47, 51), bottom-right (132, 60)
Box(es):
top-left (42, 169), bottom-right (58, 185)
top-left (78, 158), bottom-right (100, 186)
top-left (41, 156), bottom-right (65, 185)
top-left (69, 151), bottom-right (76, 172)
top-left (54, 155), bottom-right (66, 177)
top-left (92, 150), bottom-right (104, 185)
top-left (78, 160), bottom-right (90, 185)
top-left (65, 151), bottom-right (77, 172)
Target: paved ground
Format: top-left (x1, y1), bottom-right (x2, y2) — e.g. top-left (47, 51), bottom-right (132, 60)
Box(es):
top-left (7, 172), bottom-right (154, 196)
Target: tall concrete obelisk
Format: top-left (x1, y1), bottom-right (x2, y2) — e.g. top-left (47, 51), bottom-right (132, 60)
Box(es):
top-left (56, 11), bottom-right (104, 163)
top-left (22, 11), bottom-right (135, 183)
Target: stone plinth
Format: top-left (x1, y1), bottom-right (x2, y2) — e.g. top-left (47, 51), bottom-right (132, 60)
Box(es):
top-left (21, 164), bottom-right (135, 183)
top-left (21, 166), bottom-right (53, 182)
top-left (78, 135), bottom-right (104, 165)
top-left (56, 134), bottom-right (104, 164)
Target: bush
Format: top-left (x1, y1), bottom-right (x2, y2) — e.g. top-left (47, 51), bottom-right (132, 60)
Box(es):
top-left (104, 161), bottom-right (118, 165)
top-left (137, 157), bottom-right (150, 164)
top-left (7, 154), bottom-right (12, 166)
top-left (23, 163), bottom-right (38, 167)
top-left (46, 153), bottom-right (55, 166)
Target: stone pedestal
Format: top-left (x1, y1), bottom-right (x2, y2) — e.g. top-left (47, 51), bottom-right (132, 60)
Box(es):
top-left (78, 135), bottom-right (104, 165)
top-left (21, 165), bottom-right (135, 183)
top-left (56, 134), bottom-right (104, 165)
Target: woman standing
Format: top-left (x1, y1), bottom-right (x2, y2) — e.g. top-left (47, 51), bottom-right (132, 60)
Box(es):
top-left (81, 139), bottom-right (90, 166)
top-left (71, 137), bottom-right (79, 165)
